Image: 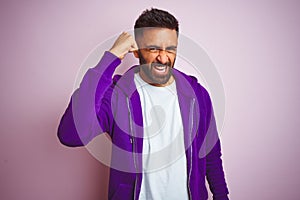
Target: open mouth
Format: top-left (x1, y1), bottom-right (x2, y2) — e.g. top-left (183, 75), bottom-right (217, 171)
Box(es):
top-left (153, 65), bottom-right (167, 73)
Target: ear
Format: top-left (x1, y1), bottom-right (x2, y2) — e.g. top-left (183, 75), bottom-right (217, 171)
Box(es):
top-left (133, 51), bottom-right (139, 58)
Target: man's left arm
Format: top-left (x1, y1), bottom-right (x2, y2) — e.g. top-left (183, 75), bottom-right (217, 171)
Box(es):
top-left (206, 138), bottom-right (229, 199)
top-left (204, 97), bottom-right (229, 199)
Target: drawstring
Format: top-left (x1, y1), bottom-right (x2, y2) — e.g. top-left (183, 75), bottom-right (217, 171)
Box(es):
top-left (126, 96), bottom-right (138, 200)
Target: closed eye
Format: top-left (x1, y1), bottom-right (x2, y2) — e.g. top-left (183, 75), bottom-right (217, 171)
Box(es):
top-left (166, 46), bottom-right (177, 53)
top-left (147, 46), bottom-right (160, 52)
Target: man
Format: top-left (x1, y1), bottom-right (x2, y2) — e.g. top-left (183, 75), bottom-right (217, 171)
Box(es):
top-left (58, 8), bottom-right (229, 200)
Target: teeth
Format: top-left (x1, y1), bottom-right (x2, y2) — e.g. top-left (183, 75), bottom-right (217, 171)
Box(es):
top-left (154, 66), bottom-right (166, 72)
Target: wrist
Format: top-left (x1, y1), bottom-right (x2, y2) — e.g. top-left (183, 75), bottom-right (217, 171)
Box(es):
top-left (109, 48), bottom-right (123, 60)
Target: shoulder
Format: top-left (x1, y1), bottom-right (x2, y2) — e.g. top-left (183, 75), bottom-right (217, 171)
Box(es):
top-left (174, 69), bottom-right (213, 114)
top-left (174, 69), bottom-right (210, 99)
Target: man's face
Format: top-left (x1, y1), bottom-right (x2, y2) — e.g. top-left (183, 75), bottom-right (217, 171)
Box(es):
top-left (134, 28), bottom-right (178, 86)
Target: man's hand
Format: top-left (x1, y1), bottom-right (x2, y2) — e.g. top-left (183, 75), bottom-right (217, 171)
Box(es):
top-left (109, 32), bottom-right (138, 60)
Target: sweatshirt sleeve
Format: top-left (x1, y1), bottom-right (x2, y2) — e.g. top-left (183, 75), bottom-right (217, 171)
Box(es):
top-left (57, 51), bottom-right (121, 147)
top-left (201, 89), bottom-right (229, 199)
top-left (205, 112), bottom-right (229, 199)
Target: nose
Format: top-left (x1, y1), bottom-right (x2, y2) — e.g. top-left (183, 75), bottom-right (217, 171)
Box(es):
top-left (157, 50), bottom-right (169, 64)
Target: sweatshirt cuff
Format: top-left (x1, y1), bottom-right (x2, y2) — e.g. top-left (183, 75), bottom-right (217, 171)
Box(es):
top-left (93, 51), bottom-right (121, 74)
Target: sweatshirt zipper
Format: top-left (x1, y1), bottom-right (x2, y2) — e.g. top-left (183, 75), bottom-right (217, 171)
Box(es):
top-left (126, 97), bottom-right (138, 200)
top-left (188, 98), bottom-right (195, 200)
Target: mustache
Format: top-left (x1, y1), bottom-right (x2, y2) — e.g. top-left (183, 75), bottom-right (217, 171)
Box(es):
top-left (150, 62), bottom-right (172, 68)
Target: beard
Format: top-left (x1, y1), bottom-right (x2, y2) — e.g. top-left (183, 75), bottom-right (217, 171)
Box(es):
top-left (138, 51), bottom-right (175, 85)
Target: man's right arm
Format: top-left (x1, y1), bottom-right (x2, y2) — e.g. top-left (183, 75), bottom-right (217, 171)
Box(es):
top-left (57, 51), bottom-right (121, 147)
top-left (57, 32), bottom-right (138, 147)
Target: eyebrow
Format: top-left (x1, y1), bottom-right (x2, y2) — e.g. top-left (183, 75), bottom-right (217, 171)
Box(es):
top-left (145, 45), bottom-right (177, 49)
top-left (166, 45), bottom-right (177, 50)
top-left (145, 45), bottom-right (160, 49)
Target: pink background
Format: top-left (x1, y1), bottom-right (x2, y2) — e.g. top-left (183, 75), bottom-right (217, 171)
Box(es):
top-left (1, 1), bottom-right (300, 199)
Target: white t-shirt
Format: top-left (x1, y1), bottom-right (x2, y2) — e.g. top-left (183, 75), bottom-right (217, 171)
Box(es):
top-left (134, 73), bottom-right (189, 200)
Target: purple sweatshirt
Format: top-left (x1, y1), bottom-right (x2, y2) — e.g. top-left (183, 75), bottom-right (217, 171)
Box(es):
top-left (58, 51), bottom-right (229, 200)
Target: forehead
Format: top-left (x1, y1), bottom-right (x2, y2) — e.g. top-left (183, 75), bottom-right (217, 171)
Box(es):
top-left (136, 28), bottom-right (178, 47)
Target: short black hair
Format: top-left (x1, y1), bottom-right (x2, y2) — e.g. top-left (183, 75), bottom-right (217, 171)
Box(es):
top-left (134, 8), bottom-right (179, 38)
